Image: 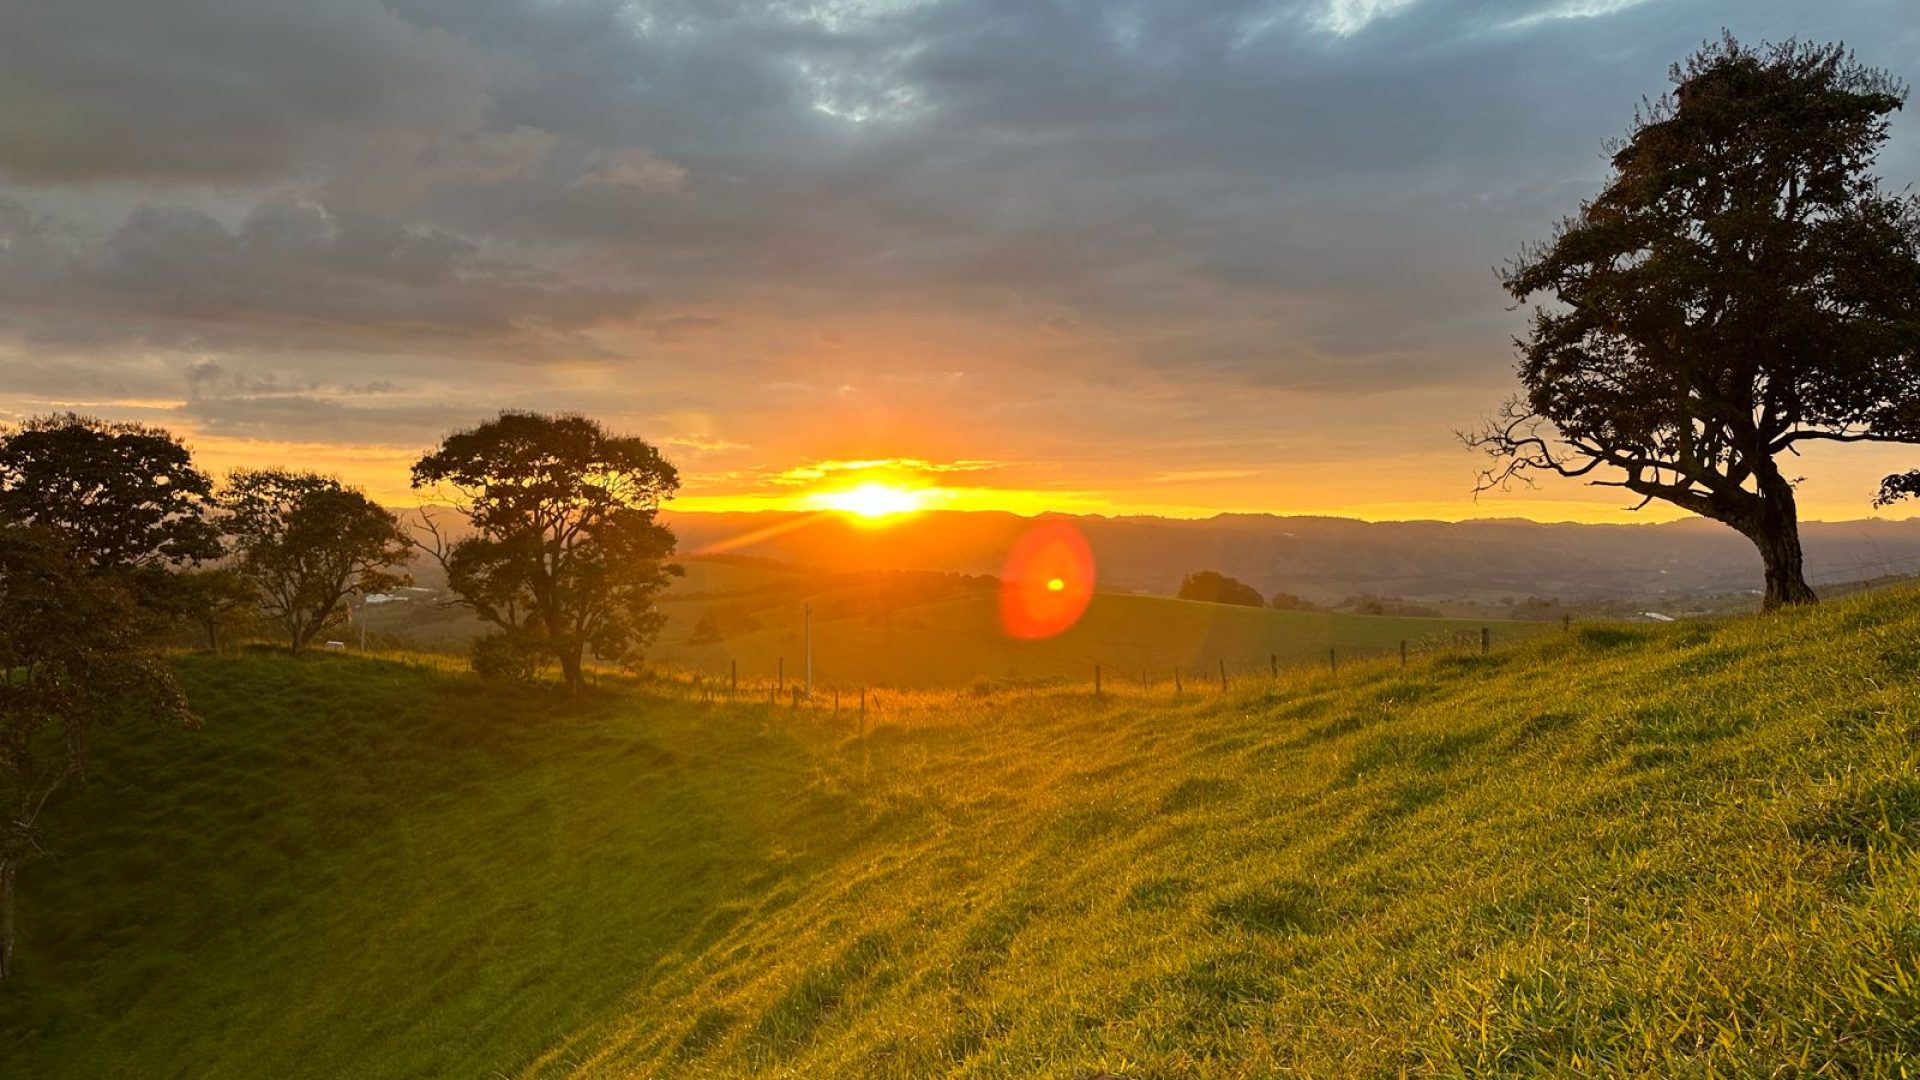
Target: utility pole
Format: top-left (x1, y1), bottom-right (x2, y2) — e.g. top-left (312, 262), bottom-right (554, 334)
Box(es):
top-left (803, 602), bottom-right (813, 699)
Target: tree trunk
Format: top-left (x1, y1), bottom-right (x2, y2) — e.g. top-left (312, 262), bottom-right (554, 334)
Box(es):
top-left (1753, 519), bottom-right (1818, 610)
top-left (1, 858), bottom-right (15, 982)
top-left (1732, 474), bottom-right (1817, 611)
top-left (557, 647), bottom-right (584, 692)
top-left (290, 616), bottom-right (313, 654)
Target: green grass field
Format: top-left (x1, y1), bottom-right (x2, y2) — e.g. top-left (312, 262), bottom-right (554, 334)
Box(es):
top-left (365, 555), bottom-right (1545, 690)
top-left (658, 589), bottom-right (1546, 690)
top-left (5, 588), bottom-right (1919, 1076)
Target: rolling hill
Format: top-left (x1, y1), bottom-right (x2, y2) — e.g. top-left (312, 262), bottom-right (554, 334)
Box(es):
top-left (4, 587), bottom-right (1918, 1076)
top-left (662, 510), bottom-right (1920, 605)
top-left (361, 556), bottom-right (1545, 689)
top-left (655, 586), bottom-right (1543, 690)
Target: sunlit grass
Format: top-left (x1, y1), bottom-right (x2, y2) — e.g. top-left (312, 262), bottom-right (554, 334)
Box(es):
top-left (5, 588), bottom-right (1919, 1076)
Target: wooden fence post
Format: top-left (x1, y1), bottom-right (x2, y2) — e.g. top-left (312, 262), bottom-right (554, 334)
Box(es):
top-left (1328, 648), bottom-right (1338, 677)
top-left (730, 658), bottom-right (737, 698)
top-left (778, 657), bottom-right (784, 693)
top-left (1269, 652), bottom-right (1277, 678)
top-left (1563, 613), bottom-right (1572, 633)
top-left (1174, 669), bottom-right (1182, 695)
top-left (1481, 627), bottom-right (1490, 655)
top-left (1094, 663), bottom-right (1102, 699)
top-left (834, 688), bottom-right (840, 714)
top-left (859, 686), bottom-right (867, 735)
top-left (1218, 658), bottom-right (1227, 692)
top-left (1400, 639), bottom-right (1408, 667)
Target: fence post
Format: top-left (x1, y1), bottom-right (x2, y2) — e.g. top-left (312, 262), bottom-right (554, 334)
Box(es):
top-left (859, 686), bottom-right (867, 734)
top-left (1218, 658), bottom-right (1227, 692)
top-left (1174, 669), bottom-right (1182, 695)
top-left (1563, 613), bottom-right (1572, 633)
top-left (1094, 663), bottom-right (1102, 699)
top-left (731, 658), bottom-right (737, 698)
top-left (1269, 652), bottom-right (1277, 678)
top-left (1481, 627), bottom-right (1490, 655)
top-left (1400, 639), bottom-right (1407, 667)
top-left (778, 657), bottom-right (784, 694)
top-left (1328, 648), bottom-right (1338, 677)
top-left (834, 688), bottom-right (840, 714)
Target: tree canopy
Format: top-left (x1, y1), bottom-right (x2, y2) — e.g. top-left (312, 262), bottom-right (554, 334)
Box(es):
top-left (411, 412), bottom-right (681, 689)
top-left (0, 414), bottom-right (220, 573)
top-left (1177, 570), bottom-right (1267, 608)
top-left (0, 524), bottom-right (195, 979)
top-left (1467, 37), bottom-right (1920, 609)
top-left (220, 470), bottom-right (410, 652)
top-left (1878, 470), bottom-right (1919, 508)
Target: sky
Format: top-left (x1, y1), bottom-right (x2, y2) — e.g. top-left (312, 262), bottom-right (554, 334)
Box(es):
top-left (1, 0), bottom-right (1916, 522)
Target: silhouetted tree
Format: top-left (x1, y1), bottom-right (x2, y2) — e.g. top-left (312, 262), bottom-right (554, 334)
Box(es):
top-left (0, 414), bottom-right (220, 577)
top-left (1878, 470), bottom-right (1920, 507)
top-left (411, 413), bottom-right (681, 690)
top-left (169, 567), bottom-right (261, 650)
top-left (1177, 570), bottom-right (1266, 607)
top-left (220, 470), bottom-right (410, 652)
top-left (1268, 591), bottom-right (1326, 613)
top-left (1467, 37), bottom-right (1920, 609)
top-left (0, 526), bottom-right (195, 980)
top-left (1344, 595), bottom-right (1445, 619)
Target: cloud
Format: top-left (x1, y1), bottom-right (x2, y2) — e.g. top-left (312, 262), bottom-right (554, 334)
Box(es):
top-left (0, 0), bottom-right (489, 185)
top-left (571, 148), bottom-right (689, 191)
top-left (2, 0), bottom-right (1915, 516)
top-left (0, 197), bottom-right (645, 357)
top-left (768, 457), bottom-right (1005, 485)
top-left (1313, 0), bottom-right (1424, 36)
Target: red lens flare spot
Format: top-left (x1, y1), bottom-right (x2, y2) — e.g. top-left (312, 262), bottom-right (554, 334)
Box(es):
top-left (999, 522), bottom-right (1095, 639)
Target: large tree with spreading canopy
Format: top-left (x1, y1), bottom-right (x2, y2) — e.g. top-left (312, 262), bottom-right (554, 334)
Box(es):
top-left (411, 412), bottom-right (681, 690)
top-left (1468, 37), bottom-right (1920, 609)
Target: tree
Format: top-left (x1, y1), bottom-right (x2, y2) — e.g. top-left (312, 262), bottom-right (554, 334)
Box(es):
top-left (411, 413), bottom-right (682, 690)
top-left (0, 526), bottom-right (195, 980)
top-left (1344, 594), bottom-right (1445, 618)
top-left (220, 470), bottom-right (411, 652)
top-left (1268, 591), bottom-right (1326, 613)
top-left (1177, 570), bottom-right (1267, 607)
top-left (0, 414), bottom-right (220, 573)
top-left (1878, 470), bottom-right (1919, 507)
top-left (1467, 37), bottom-right (1920, 609)
top-left (168, 567), bottom-right (261, 651)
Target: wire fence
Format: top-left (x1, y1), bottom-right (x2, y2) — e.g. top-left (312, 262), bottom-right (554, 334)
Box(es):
top-left (325, 617), bottom-right (1564, 731)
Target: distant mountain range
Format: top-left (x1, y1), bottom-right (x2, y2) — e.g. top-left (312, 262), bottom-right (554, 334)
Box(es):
top-left (657, 510), bottom-right (1920, 605)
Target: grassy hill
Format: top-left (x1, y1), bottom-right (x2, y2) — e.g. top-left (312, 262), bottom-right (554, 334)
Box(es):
top-left (5, 589), bottom-right (1919, 1076)
top-left (658, 589), bottom-right (1543, 690)
top-left (364, 555), bottom-right (1545, 689)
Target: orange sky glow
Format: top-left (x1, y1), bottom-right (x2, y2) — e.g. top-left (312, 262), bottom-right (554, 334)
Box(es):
top-left (4, 2), bottom-right (1915, 530)
top-left (163, 425), bottom-right (1920, 527)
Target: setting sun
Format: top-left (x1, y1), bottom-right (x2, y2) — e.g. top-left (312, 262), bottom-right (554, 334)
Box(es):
top-left (811, 482), bottom-right (927, 521)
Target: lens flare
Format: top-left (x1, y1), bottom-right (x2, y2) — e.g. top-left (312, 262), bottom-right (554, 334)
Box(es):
top-left (999, 522), bottom-right (1095, 639)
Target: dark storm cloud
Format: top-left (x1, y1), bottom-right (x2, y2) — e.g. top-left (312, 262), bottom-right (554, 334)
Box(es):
top-left (0, 197), bottom-right (644, 357)
top-left (0, 0), bottom-right (487, 184)
top-left (1, 0), bottom-right (1915, 419)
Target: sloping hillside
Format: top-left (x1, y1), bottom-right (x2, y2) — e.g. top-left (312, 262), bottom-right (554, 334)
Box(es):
top-left (658, 588), bottom-right (1541, 689)
top-left (363, 556), bottom-right (1540, 689)
top-left (663, 510), bottom-right (1920, 602)
top-left (4, 590), bottom-right (1918, 1077)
